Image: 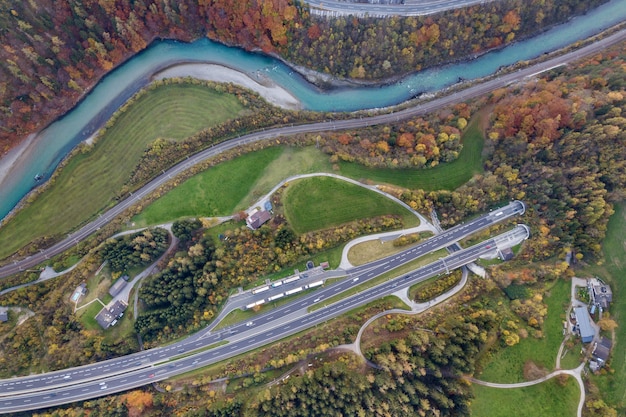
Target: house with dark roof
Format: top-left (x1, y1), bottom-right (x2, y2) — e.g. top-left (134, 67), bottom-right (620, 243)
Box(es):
top-left (95, 301), bottom-right (128, 329)
top-left (0, 307), bottom-right (8, 323)
top-left (592, 336), bottom-right (612, 365)
top-left (246, 209), bottom-right (271, 230)
top-left (574, 306), bottom-right (595, 343)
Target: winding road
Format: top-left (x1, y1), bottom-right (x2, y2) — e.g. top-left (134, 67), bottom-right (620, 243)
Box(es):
top-left (1, 29), bottom-right (625, 279)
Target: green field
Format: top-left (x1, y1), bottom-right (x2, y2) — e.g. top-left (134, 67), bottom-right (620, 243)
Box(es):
top-left (132, 147), bottom-right (282, 227)
top-left (477, 279), bottom-right (571, 383)
top-left (471, 377), bottom-right (579, 417)
top-left (235, 146), bottom-right (333, 211)
top-left (0, 83), bottom-right (245, 260)
top-left (585, 202), bottom-right (626, 410)
top-left (337, 115), bottom-right (484, 190)
top-left (282, 176), bottom-right (418, 235)
top-left (133, 146), bottom-right (337, 226)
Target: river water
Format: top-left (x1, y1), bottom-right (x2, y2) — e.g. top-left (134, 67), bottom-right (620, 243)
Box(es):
top-left (1, 0), bottom-right (625, 221)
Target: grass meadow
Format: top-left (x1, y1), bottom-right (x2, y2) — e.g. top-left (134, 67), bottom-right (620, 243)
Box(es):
top-left (471, 377), bottom-right (580, 417)
top-left (282, 176), bottom-right (419, 235)
top-left (0, 83), bottom-right (244, 259)
top-left (132, 147), bottom-right (282, 227)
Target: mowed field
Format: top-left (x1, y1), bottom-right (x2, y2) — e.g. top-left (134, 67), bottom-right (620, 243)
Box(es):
top-left (282, 176), bottom-right (418, 235)
top-left (132, 146), bottom-right (334, 227)
top-left (0, 83), bottom-right (245, 259)
top-left (471, 377), bottom-right (580, 417)
top-left (133, 147), bottom-right (285, 226)
top-left (337, 115), bottom-right (484, 190)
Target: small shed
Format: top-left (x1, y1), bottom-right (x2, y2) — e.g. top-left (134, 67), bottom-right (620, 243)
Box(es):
top-left (0, 307), bottom-right (8, 323)
top-left (246, 209), bottom-right (271, 230)
top-left (109, 278), bottom-right (127, 297)
top-left (574, 306), bottom-right (595, 343)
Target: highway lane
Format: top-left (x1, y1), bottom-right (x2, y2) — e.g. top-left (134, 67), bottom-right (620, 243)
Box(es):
top-left (303, 0), bottom-right (499, 16)
top-left (1, 28), bottom-right (624, 278)
top-left (0, 200), bottom-right (523, 398)
top-left (0, 225), bottom-right (529, 413)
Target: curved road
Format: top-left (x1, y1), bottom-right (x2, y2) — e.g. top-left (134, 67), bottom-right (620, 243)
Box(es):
top-left (1, 29), bottom-right (623, 279)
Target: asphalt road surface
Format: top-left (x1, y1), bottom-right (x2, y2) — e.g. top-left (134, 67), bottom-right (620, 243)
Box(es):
top-left (303, 0), bottom-right (499, 16)
top-left (0, 202), bottom-right (526, 413)
top-left (0, 225), bottom-right (529, 413)
top-left (0, 29), bottom-right (624, 278)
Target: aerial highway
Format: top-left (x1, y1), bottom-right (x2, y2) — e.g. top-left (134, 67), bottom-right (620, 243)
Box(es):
top-left (0, 200), bottom-right (523, 397)
top-left (303, 0), bottom-right (499, 17)
top-left (0, 28), bottom-right (624, 278)
top-left (0, 222), bottom-right (529, 413)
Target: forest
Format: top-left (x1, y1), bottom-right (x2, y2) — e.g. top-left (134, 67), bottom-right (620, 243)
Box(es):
top-left (0, 0), bottom-right (604, 152)
top-left (319, 103), bottom-right (470, 169)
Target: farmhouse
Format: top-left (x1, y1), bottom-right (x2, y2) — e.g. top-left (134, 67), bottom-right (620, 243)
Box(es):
top-left (246, 209), bottom-right (271, 230)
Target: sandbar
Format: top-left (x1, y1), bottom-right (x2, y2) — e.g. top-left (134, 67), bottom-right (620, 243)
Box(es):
top-left (153, 62), bottom-right (302, 110)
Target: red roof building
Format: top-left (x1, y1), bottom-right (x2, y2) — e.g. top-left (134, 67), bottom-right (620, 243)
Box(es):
top-left (246, 209), bottom-right (271, 230)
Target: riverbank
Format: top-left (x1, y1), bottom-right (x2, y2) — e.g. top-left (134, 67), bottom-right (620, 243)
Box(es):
top-left (0, 62), bottom-right (302, 204)
top-left (153, 62), bottom-right (302, 110)
top-left (0, 134), bottom-right (37, 197)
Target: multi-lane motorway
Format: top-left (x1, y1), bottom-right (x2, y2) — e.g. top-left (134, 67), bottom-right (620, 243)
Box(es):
top-left (0, 201), bottom-right (527, 413)
top-left (303, 0), bottom-right (499, 17)
top-left (1, 28), bottom-right (624, 278)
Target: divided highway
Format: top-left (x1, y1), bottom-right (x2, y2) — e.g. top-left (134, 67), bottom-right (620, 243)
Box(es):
top-left (1, 28), bottom-right (624, 278)
top-left (303, 0), bottom-right (499, 17)
top-left (0, 225), bottom-right (529, 413)
top-left (0, 202), bottom-right (527, 413)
